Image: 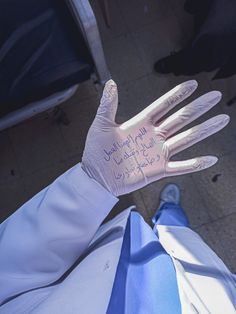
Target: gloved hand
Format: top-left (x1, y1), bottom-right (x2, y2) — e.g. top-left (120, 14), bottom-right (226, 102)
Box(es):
top-left (82, 80), bottom-right (229, 196)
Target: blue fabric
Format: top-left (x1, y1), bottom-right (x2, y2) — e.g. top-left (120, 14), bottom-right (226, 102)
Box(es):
top-left (107, 205), bottom-right (186, 314)
top-left (154, 202), bottom-right (189, 227)
top-left (0, 0), bottom-right (93, 116)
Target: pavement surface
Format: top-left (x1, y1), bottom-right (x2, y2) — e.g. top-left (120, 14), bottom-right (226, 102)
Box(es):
top-left (0, 0), bottom-right (236, 272)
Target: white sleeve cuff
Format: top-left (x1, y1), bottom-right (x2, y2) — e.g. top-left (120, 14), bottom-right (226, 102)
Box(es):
top-left (63, 163), bottom-right (119, 216)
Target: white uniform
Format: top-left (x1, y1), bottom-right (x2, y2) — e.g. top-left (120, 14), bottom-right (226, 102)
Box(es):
top-left (0, 165), bottom-right (235, 313)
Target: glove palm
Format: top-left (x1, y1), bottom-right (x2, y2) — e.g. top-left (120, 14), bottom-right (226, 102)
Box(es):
top-left (82, 80), bottom-right (229, 196)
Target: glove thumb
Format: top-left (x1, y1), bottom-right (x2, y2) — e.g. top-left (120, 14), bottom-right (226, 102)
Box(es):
top-left (96, 79), bottom-right (118, 123)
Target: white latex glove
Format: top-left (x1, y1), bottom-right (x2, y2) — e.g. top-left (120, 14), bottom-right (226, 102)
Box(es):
top-left (82, 80), bottom-right (229, 196)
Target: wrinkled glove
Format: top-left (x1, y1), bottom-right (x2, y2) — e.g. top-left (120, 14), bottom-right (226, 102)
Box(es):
top-left (82, 80), bottom-right (229, 196)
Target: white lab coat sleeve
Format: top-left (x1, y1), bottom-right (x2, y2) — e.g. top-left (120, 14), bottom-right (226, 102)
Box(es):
top-left (0, 164), bottom-right (118, 305)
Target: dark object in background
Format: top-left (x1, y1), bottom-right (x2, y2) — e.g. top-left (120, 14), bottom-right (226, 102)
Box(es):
top-left (0, 0), bottom-right (93, 117)
top-left (212, 173), bottom-right (221, 182)
top-left (154, 0), bottom-right (236, 79)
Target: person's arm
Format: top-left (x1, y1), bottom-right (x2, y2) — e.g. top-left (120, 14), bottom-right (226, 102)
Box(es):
top-left (0, 164), bottom-right (118, 304)
top-left (0, 79), bottom-right (229, 305)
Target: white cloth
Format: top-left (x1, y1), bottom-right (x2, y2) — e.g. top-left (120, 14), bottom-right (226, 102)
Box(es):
top-left (156, 225), bottom-right (236, 313)
top-left (0, 164), bottom-right (235, 313)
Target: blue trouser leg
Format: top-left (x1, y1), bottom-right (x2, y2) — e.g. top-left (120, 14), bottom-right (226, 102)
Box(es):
top-left (107, 213), bottom-right (182, 314)
top-left (154, 202), bottom-right (190, 227)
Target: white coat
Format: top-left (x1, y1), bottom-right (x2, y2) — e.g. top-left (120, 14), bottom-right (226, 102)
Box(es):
top-left (0, 164), bottom-right (235, 313)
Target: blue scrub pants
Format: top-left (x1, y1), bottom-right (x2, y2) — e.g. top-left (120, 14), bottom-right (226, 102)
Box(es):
top-left (107, 203), bottom-right (189, 314)
top-left (154, 202), bottom-right (189, 228)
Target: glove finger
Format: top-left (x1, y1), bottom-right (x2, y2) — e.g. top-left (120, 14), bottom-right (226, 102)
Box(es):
top-left (96, 79), bottom-right (118, 122)
top-left (139, 80), bottom-right (198, 124)
top-left (157, 91), bottom-right (222, 138)
top-left (166, 114), bottom-right (230, 157)
top-left (165, 156), bottom-right (218, 176)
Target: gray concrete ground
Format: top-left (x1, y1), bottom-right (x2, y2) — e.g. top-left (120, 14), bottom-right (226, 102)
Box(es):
top-left (0, 0), bottom-right (236, 272)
